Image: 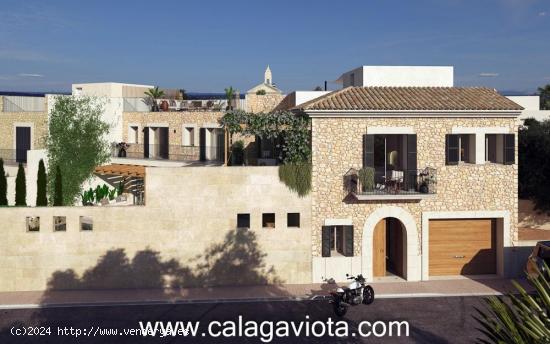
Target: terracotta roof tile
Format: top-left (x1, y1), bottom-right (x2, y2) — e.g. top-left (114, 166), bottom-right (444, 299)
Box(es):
top-left (295, 87), bottom-right (523, 111)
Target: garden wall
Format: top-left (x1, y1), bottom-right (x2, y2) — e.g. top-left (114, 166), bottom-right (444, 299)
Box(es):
top-left (0, 166), bottom-right (311, 292)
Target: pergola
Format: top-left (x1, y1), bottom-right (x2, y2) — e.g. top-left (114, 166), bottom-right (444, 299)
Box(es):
top-left (94, 164), bottom-right (145, 178)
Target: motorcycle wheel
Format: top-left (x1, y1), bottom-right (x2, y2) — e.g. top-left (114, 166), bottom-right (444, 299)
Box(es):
top-left (333, 303), bottom-right (347, 317)
top-left (363, 285), bottom-right (375, 305)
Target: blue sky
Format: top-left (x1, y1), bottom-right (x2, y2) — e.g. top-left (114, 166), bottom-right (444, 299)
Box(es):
top-left (0, 0), bottom-right (548, 94)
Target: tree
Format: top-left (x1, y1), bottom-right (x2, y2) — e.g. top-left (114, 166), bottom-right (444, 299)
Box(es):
top-left (225, 86), bottom-right (235, 110)
top-left (313, 86), bottom-right (323, 91)
top-left (474, 264), bottom-right (550, 343)
top-left (53, 165), bottom-right (63, 206)
top-left (538, 84), bottom-right (550, 110)
top-left (46, 96), bottom-right (110, 205)
top-left (0, 158), bottom-right (7, 206)
top-left (519, 119), bottom-right (550, 213)
top-left (35, 159), bottom-right (48, 206)
top-left (144, 86), bottom-right (165, 112)
top-left (15, 163), bottom-right (26, 206)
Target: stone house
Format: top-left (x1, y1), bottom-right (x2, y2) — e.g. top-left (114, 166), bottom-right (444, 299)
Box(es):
top-left (294, 85), bottom-right (523, 282)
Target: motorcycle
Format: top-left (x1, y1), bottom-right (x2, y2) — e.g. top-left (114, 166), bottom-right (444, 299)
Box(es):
top-left (329, 274), bottom-right (374, 316)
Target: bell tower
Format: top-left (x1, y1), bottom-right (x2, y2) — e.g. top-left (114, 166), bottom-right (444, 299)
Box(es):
top-left (264, 65), bottom-right (272, 85)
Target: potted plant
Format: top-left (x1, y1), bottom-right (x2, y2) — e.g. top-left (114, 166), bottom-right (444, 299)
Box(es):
top-left (418, 167), bottom-right (436, 193)
top-left (225, 86), bottom-right (235, 110)
top-left (116, 179), bottom-right (127, 202)
top-left (116, 142), bottom-right (129, 157)
top-left (144, 86), bottom-right (165, 112)
top-left (358, 167), bottom-right (375, 192)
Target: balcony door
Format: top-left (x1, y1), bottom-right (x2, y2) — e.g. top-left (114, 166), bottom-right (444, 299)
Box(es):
top-left (363, 134), bottom-right (417, 186)
top-left (15, 126), bottom-right (31, 163)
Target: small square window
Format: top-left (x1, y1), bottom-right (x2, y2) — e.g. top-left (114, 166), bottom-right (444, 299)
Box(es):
top-left (80, 216), bottom-right (93, 231)
top-left (26, 216), bottom-right (40, 232)
top-left (287, 213), bottom-right (300, 228)
top-left (262, 213), bottom-right (275, 228)
top-left (53, 216), bottom-right (66, 231)
top-left (237, 213), bottom-right (250, 229)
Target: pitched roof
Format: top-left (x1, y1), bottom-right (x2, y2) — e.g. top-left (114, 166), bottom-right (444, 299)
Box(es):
top-left (295, 87), bottom-right (523, 111)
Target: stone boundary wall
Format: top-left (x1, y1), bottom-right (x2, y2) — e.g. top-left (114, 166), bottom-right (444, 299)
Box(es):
top-left (0, 166), bottom-right (311, 292)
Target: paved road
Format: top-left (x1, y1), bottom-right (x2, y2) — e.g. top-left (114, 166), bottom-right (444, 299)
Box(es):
top-left (0, 296), bottom-right (489, 343)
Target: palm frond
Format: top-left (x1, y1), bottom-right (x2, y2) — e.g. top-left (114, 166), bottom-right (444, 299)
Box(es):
top-left (474, 262), bottom-right (550, 343)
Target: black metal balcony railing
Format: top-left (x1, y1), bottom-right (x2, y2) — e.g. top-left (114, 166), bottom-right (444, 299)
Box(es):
top-left (0, 149), bottom-right (28, 165)
top-left (111, 143), bottom-right (224, 162)
top-left (344, 167), bottom-right (437, 197)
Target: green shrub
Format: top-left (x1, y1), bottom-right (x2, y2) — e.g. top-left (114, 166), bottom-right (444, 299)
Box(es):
top-left (358, 167), bottom-right (375, 191)
top-left (36, 159), bottom-right (48, 206)
top-left (15, 163), bottom-right (26, 206)
top-left (256, 89), bottom-right (266, 95)
top-left (278, 162), bottom-right (311, 197)
top-left (0, 159), bottom-right (7, 206)
top-left (53, 165), bottom-right (63, 206)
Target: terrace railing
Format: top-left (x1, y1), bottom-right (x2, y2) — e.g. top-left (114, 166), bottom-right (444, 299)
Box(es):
top-left (0, 149), bottom-right (28, 164)
top-left (344, 167), bottom-right (437, 199)
top-left (2, 96), bottom-right (45, 112)
top-left (112, 143), bottom-right (224, 162)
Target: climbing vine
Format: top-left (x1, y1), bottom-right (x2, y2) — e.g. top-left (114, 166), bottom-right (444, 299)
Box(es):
top-left (220, 110), bottom-right (312, 196)
top-left (220, 110), bottom-right (311, 163)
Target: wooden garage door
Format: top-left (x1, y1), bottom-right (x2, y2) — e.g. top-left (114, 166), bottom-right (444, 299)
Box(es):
top-left (429, 219), bottom-right (496, 276)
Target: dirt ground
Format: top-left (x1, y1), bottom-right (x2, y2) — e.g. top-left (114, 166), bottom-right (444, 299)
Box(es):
top-left (519, 199), bottom-right (550, 230)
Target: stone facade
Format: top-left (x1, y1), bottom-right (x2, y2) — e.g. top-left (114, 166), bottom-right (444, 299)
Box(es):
top-left (0, 96), bottom-right (49, 153)
top-left (311, 116), bottom-right (518, 266)
top-left (246, 93), bottom-right (285, 113)
top-left (0, 166), bottom-right (311, 292)
top-left (122, 111), bottom-right (224, 145)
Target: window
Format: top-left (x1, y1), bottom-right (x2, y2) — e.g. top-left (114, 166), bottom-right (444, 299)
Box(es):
top-left (287, 213), bottom-right (300, 228)
top-left (80, 216), bottom-right (93, 231)
top-left (237, 213), bottom-right (250, 229)
top-left (184, 127), bottom-right (195, 146)
top-left (486, 134), bottom-right (515, 165)
top-left (53, 216), bottom-right (66, 231)
top-left (446, 134), bottom-right (475, 165)
top-left (26, 216), bottom-right (40, 232)
top-left (321, 226), bottom-right (354, 257)
top-left (262, 213), bottom-right (275, 228)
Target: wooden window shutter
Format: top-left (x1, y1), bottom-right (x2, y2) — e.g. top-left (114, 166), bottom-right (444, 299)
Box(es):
top-left (363, 134), bottom-right (374, 168)
top-left (407, 134), bottom-right (417, 171)
top-left (343, 226), bottom-right (354, 257)
top-left (446, 134), bottom-right (459, 165)
top-left (321, 226), bottom-right (332, 257)
top-left (504, 134), bottom-right (515, 165)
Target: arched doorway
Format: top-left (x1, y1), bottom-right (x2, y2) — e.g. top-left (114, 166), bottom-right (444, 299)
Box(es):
top-left (361, 206), bottom-right (421, 281)
top-left (373, 217), bottom-right (407, 279)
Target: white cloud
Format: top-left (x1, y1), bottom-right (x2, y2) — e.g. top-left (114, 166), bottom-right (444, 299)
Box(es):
top-left (479, 73), bottom-right (500, 77)
top-left (18, 73), bottom-right (44, 78)
top-left (539, 11), bottom-right (547, 16)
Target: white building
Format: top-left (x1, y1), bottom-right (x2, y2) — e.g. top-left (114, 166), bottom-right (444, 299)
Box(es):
top-left (506, 95), bottom-right (550, 124)
top-left (335, 65), bottom-right (454, 88)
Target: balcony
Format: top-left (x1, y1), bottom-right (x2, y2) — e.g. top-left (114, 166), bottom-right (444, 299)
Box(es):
top-left (344, 167), bottom-right (437, 201)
